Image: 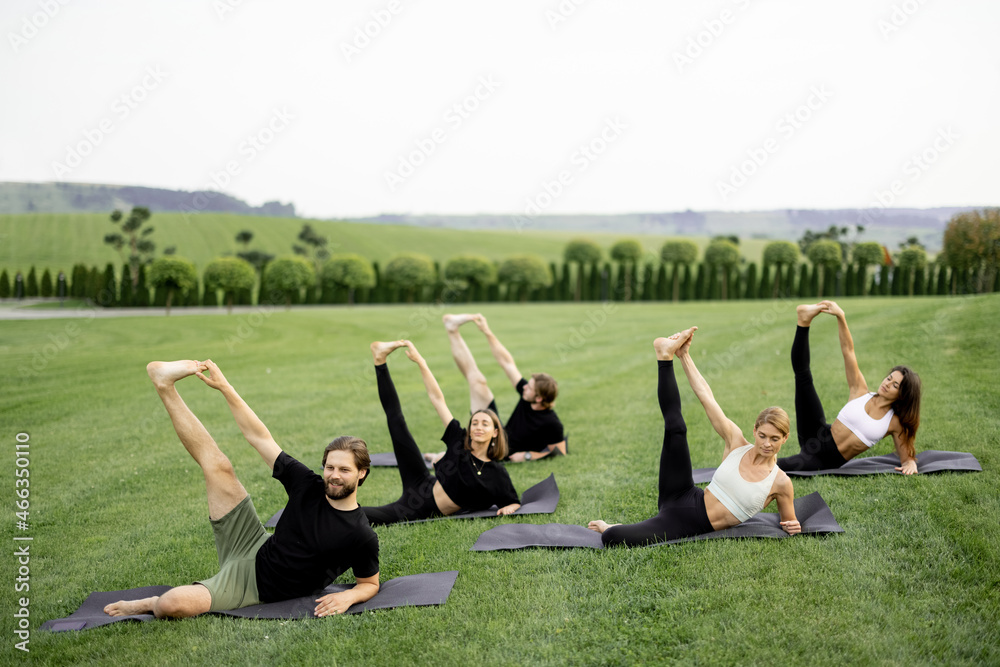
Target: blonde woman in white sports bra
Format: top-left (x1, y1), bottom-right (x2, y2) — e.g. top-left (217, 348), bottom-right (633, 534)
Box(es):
top-left (588, 328), bottom-right (800, 547)
top-left (777, 301), bottom-right (922, 475)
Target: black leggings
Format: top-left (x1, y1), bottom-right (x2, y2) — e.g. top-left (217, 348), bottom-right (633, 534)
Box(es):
top-left (776, 326), bottom-right (848, 472)
top-left (360, 364), bottom-right (444, 526)
top-left (601, 360), bottom-right (715, 547)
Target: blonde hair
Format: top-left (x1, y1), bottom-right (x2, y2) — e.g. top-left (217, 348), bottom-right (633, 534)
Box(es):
top-left (754, 406), bottom-right (790, 438)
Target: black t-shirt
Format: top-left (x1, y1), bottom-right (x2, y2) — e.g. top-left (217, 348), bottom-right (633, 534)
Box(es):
top-left (504, 378), bottom-right (565, 454)
top-left (434, 420), bottom-right (520, 511)
top-left (255, 451), bottom-right (379, 603)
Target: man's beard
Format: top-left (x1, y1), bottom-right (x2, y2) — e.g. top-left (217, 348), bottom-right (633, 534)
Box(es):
top-left (325, 479), bottom-right (356, 500)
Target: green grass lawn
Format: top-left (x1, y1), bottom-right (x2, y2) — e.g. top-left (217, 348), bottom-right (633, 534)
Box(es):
top-left (3, 296), bottom-right (998, 665)
top-left (0, 212), bottom-right (774, 277)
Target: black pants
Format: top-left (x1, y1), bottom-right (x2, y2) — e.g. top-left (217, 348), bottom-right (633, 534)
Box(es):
top-left (776, 326), bottom-right (848, 472)
top-left (360, 364), bottom-right (443, 526)
top-left (601, 360), bottom-right (714, 547)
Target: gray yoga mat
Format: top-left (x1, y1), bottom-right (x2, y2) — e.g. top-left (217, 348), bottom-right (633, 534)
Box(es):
top-left (265, 474), bottom-right (559, 527)
top-left (470, 492), bottom-right (842, 551)
top-left (692, 449), bottom-right (981, 484)
top-left (40, 571), bottom-right (459, 632)
top-left (370, 452), bottom-right (433, 468)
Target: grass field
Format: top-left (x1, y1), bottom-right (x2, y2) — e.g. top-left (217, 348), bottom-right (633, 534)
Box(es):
top-left (3, 296), bottom-right (998, 665)
top-left (0, 212), bottom-right (775, 277)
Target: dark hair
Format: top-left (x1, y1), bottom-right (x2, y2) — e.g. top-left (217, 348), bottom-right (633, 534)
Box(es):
top-left (464, 409), bottom-right (508, 461)
top-left (531, 373), bottom-right (558, 409)
top-left (323, 436), bottom-right (371, 486)
top-left (889, 365), bottom-right (921, 458)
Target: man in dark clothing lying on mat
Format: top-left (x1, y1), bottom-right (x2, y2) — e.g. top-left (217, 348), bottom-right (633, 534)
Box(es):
top-left (103, 360), bottom-right (379, 619)
top-left (433, 313), bottom-right (566, 463)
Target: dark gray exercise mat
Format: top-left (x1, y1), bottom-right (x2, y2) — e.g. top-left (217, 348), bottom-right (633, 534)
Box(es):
top-left (370, 452), bottom-right (433, 468)
top-left (470, 492), bottom-right (842, 551)
top-left (40, 571), bottom-right (459, 632)
top-left (691, 449), bottom-right (982, 484)
top-left (265, 474), bottom-right (559, 527)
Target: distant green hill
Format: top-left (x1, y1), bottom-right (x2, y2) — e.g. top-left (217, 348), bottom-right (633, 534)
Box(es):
top-left (1, 212), bottom-right (765, 275)
top-left (0, 182), bottom-right (295, 217)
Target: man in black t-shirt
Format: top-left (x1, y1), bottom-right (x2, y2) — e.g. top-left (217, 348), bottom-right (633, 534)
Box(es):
top-left (441, 313), bottom-right (566, 461)
top-left (104, 359), bottom-right (379, 620)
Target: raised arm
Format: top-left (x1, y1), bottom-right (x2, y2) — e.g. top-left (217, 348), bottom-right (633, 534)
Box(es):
top-left (675, 336), bottom-right (746, 459)
top-left (821, 301), bottom-right (868, 399)
top-left (475, 315), bottom-right (523, 388)
top-left (402, 341), bottom-right (454, 427)
top-left (196, 359), bottom-right (282, 469)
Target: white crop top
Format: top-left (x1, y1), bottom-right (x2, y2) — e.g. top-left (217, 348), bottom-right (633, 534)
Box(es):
top-left (706, 445), bottom-right (779, 523)
top-left (836, 392), bottom-right (893, 448)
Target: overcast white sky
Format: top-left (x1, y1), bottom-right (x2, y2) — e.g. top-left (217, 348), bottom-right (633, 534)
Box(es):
top-left (2, 0), bottom-right (998, 219)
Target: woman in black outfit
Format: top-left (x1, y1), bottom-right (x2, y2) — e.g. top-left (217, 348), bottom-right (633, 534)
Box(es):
top-left (361, 340), bottom-right (521, 526)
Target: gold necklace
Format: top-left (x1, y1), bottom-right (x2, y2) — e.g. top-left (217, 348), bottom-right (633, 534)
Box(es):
top-left (471, 456), bottom-right (488, 476)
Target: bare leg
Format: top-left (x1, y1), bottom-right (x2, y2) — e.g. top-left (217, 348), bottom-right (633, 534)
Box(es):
top-left (104, 584), bottom-right (212, 619)
top-left (147, 361), bottom-right (247, 521)
top-left (442, 313), bottom-right (494, 412)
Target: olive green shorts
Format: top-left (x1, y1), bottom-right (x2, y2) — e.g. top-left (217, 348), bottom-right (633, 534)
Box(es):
top-left (196, 494), bottom-right (270, 612)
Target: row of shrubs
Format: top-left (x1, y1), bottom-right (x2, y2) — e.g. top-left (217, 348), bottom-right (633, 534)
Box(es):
top-left (2, 255), bottom-right (996, 309)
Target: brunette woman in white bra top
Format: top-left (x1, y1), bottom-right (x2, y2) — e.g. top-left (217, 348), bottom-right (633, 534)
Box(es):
top-left (777, 301), bottom-right (922, 475)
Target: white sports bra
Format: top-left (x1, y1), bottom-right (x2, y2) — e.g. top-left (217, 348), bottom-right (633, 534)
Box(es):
top-left (706, 445), bottom-right (779, 523)
top-left (836, 392), bottom-right (893, 448)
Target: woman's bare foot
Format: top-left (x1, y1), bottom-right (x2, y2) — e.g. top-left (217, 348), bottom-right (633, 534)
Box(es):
top-left (442, 314), bottom-right (477, 333)
top-left (653, 327), bottom-right (697, 360)
top-left (370, 340), bottom-right (407, 365)
top-left (796, 303), bottom-right (827, 326)
top-left (587, 520), bottom-right (620, 534)
top-left (146, 361), bottom-right (205, 389)
top-left (104, 596), bottom-right (158, 617)
top-left (423, 451), bottom-right (445, 464)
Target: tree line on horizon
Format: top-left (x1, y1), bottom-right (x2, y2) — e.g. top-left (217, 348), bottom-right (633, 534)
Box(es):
top-left (2, 208), bottom-right (997, 312)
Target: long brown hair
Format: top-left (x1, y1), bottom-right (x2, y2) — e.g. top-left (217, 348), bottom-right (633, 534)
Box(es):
top-left (531, 373), bottom-right (559, 410)
top-left (889, 365), bottom-right (921, 457)
top-left (464, 409), bottom-right (508, 461)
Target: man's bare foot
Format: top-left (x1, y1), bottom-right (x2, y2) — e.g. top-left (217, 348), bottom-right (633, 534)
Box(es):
top-left (443, 314), bottom-right (477, 333)
top-left (654, 327), bottom-right (697, 360)
top-left (104, 597), bottom-right (158, 617)
top-left (370, 340), bottom-right (407, 365)
top-left (147, 361), bottom-right (205, 389)
top-left (587, 520), bottom-right (620, 534)
top-left (796, 303), bottom-right (827, 326)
